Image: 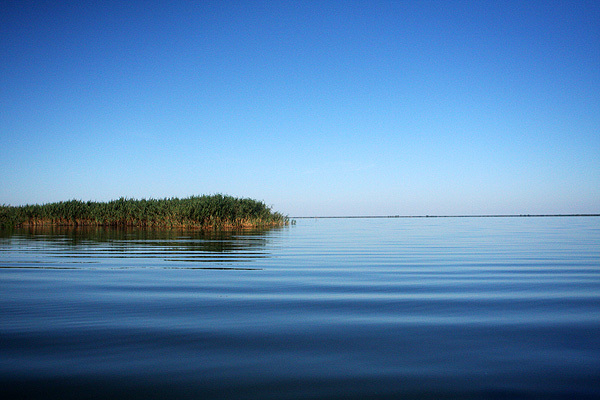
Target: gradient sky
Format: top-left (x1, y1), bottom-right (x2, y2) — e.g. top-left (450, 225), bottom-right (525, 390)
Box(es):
top-left (1, 0), bottom-right (599, 216)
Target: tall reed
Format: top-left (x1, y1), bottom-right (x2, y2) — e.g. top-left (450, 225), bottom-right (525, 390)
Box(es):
top-left (0, 195), bottom-right (288, 229)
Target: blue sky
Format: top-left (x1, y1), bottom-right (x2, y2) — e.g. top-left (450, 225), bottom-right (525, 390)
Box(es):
top-left (1, 0), bottom-right (599, 216)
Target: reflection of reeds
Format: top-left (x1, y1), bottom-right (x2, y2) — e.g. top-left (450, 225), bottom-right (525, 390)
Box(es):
top-left (0, 194), bottom-right (288, 229)
top-left (4, 224), bottom-right (277, 255)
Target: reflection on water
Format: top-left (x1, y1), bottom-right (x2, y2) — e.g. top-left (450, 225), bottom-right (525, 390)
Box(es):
top-left (0, 226), bottom-right (285, 268)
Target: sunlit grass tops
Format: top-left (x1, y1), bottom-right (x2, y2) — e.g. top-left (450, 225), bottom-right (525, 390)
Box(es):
top-left (0, 195), bottom-right (288, 229)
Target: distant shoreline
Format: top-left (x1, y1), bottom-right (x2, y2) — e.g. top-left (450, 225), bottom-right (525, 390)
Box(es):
top-left (292, 214), bottom-right (600, 219)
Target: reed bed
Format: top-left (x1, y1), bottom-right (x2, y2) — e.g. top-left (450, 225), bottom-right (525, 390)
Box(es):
top-left (0, 195), bottom-right (289, 229)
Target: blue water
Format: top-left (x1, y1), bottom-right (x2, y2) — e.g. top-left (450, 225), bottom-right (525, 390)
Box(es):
top-left (1, 217), bottom-right (599, 399)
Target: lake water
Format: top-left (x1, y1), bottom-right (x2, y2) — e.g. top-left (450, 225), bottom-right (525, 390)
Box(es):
top-left (1, 217), bottom-right (599, 399)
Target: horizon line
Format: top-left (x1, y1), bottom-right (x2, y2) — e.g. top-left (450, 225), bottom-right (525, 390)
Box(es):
top-left (291, 214), bottom-right (600, 219)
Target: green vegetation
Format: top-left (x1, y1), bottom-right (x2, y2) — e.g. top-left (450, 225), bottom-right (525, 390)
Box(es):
top-left (0, 195), bottom-right (289, 229)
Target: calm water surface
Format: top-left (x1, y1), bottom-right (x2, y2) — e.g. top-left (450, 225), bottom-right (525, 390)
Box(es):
top-left (1, 217), bottom-right (599, 399)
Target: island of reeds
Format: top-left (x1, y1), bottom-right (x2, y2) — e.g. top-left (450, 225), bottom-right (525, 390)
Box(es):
top-left (0, 194), bottom-right (289, 229)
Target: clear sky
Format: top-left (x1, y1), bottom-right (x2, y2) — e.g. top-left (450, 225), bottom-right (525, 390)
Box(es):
top-left (1, 0), bottom-right (599, 216)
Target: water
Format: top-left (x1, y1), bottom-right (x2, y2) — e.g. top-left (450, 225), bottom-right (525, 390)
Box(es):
top-left (1, 217), bottom-right (599, 399)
